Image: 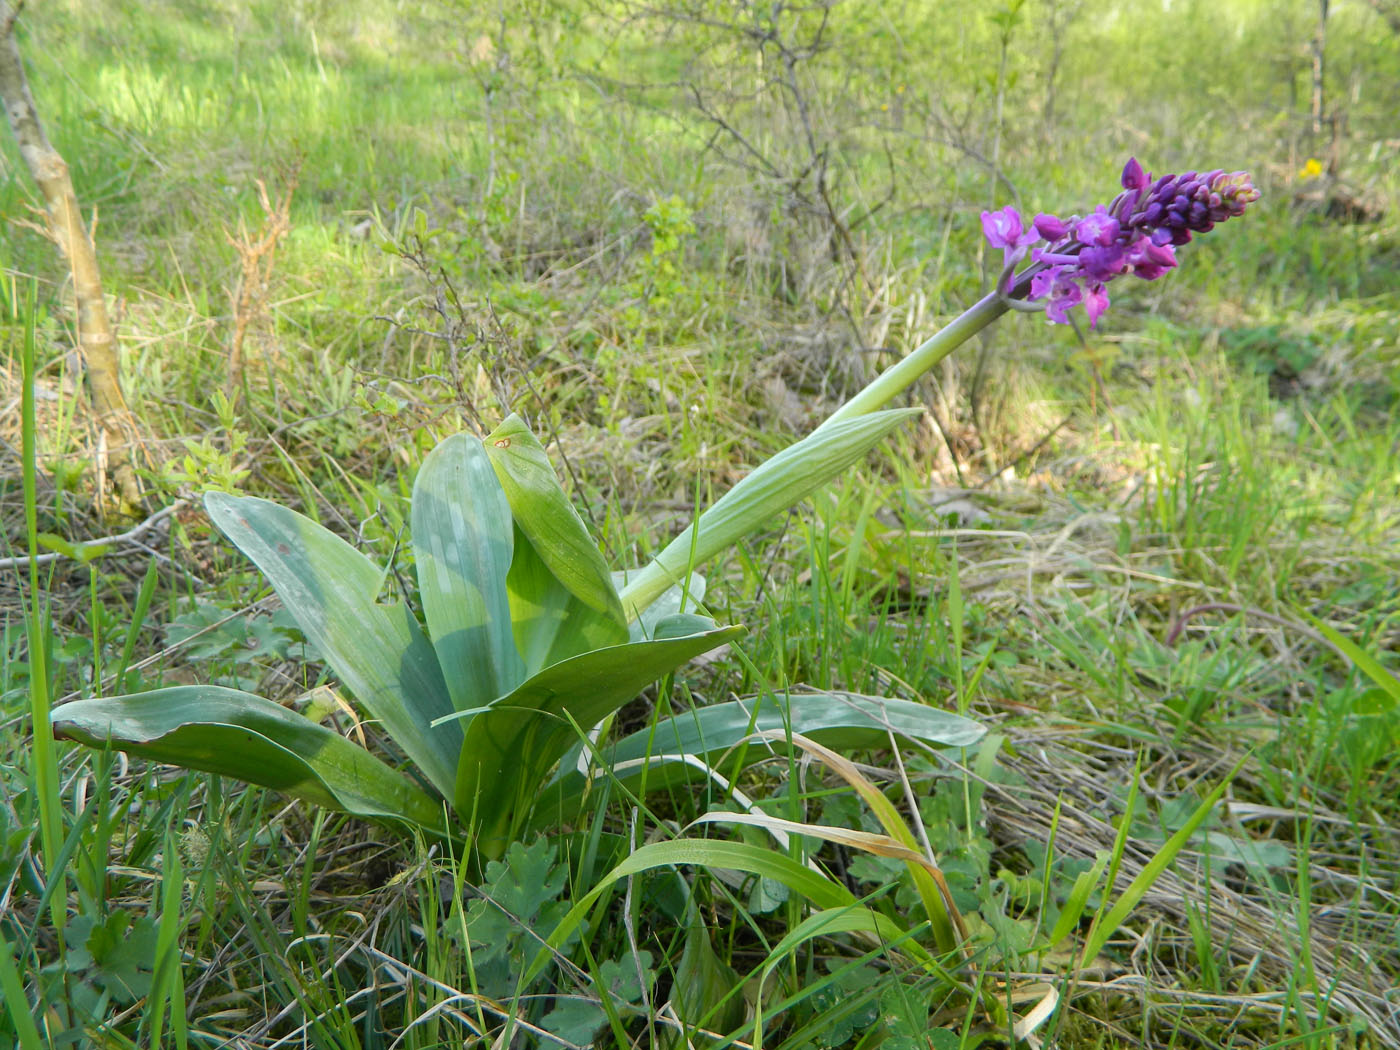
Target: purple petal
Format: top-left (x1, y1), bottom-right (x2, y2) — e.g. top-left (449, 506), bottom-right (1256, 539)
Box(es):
top-left (1080, 244), bottom-right (1127, 280)
top-left (1034, 213), bottom-right (1068, 241)
top-left (1082, 283), bottom-right (1110, 327)
top-left (1029, 266), bottom-right (1060, 300)
top-left (1121, 157), bottom-right (1149, 191)
top-left (1076, 206), bottom-right (1121, 247)
top-left (1113, 191), bottom-right (1139, 224)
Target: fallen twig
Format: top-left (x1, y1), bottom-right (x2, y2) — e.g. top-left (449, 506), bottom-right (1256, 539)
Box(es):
top-left (0, 499), bottom-right (187, 571)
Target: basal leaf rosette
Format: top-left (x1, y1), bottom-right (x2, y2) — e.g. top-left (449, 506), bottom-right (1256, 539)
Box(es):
top-left (54, 412), bottom-right (983, 857)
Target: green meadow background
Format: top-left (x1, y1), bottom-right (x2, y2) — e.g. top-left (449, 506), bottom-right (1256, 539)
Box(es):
top-left (2, 0), bottom-right (1398, 1046)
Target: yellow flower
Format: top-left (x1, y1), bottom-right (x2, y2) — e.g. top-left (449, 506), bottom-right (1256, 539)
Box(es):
top-left (1299, 158), bottom-right (1324, 180)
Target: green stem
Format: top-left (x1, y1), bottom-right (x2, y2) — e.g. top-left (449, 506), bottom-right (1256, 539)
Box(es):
top-left (814, 290), bottom-right (1009, 434)
top-left (618, 277), bottom-right (1038, 621)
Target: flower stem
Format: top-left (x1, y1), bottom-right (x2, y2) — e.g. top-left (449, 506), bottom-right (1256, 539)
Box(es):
top-left (815, 289), bottom-right (1009, 433)
top-left (817, 260), bottom-right (1044, 432)
top-left (618, 269), bottom-right (1038, 622)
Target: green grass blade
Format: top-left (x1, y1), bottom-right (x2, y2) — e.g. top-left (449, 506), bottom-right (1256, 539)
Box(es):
top-left (1305, 614), bottom-right (1400, 704)
top-left (526, 838), bottom-right (859, 986)
top-left (1048, 852), bottom-right (1109, 947)
top-left (1078, 754), bottom-right (1247, 966)
top-left (20, 280), bottom-right (64, 933)
top-left (114, 557), bottom-right (160, 693)
top-left (751, 908), bottom-right (947, 1050)
top-left (0, 926), bottom-right (44, 1050)
top-left (145, 830), bottom-right (186, 1049)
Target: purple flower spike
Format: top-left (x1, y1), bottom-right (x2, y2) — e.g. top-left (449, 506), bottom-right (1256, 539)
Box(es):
top-left (994, 158), bottom-right (1259, 328)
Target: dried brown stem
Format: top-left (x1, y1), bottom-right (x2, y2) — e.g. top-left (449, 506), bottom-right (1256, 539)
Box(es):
top-left (1, 0), bottom-right (144, 513)
top-left (226, 165), bottom-right (299, 407)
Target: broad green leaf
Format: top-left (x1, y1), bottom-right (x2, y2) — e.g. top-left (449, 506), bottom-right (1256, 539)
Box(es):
top-left (411, 433), bottom-right (525, 711)
top-left (205, 492), bottom-right (459, 798)
top-left (536, 692), bottom-right (985, 828)
top-left (611, 571), bottom-right (707, 643)
top-left (505, 524), bottom-right (628, 675)
top-left (450, 621), bottom-right (744, 853)
top-left (485, 415), bottom-right (625, 625)
top-left (617, 408), bottom-right (922, 619)
top-left (51, 686), bottom-right (445, 831)
top-left (672, 906), bottom-right (745, 1036)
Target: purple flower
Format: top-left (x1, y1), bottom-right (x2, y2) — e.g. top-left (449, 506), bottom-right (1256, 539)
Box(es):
top-left (981, 205), bottom-right (1038, 266)
top-left (981, 158), bottom-right (1259, 327)
top-left (1076, 206), bottom-right (1120, 247)
top-left (1082, 282), bottom-right (1110, 327)
top-left (1043, 270), bottom-right (1084, 324)
top-left (1079, 244), bottom-right (1127, 281)
top-left (1125, 237), bottom-right (1176, 280)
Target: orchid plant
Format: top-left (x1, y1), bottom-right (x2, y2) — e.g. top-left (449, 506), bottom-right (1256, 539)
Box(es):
top-left (52, 159), bottom-right (1257, 871)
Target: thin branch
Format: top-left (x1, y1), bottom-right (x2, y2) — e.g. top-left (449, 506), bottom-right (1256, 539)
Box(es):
top-left (1163, 602), bottom-right (1345, 661)
top-left (0, 500), bottom-right (187, 571)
